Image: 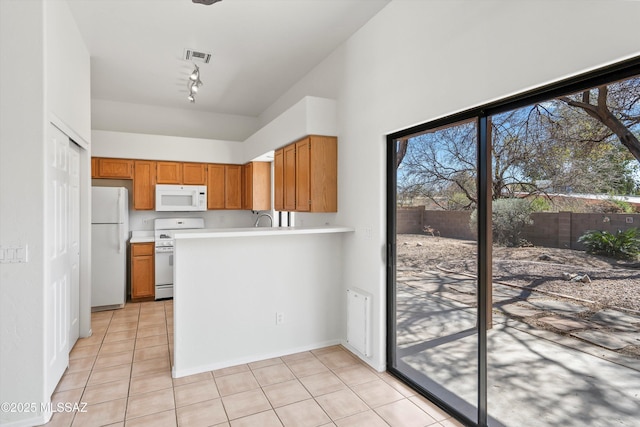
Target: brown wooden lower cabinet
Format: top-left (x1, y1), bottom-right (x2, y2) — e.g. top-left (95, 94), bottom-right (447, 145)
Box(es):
top-left (131, 243), bottom-right (154, 301)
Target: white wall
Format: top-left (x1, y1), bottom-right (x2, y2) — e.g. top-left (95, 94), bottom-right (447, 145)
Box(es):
top-left (0, 2), bottom-right (47, 425)
top-left (93, 96), bottom-right (338, 165)
top-left (243, 96), bottom-right (337, 161)
top-left (92, 99), bottom-right (260, 142)
top-left (263, 0), bottom-right (640, 371)
top-left (0, 0), bottom-right (91, 424)
top-left (45, 0), bottom-right (93, 347)
top-left (46, 0), bottom-right (91, 143)
top-left (173, 232), bottom-right (346, 377)
top-left (92, 130), bottom-right (244, 164)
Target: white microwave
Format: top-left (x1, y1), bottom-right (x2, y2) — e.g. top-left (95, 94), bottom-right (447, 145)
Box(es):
top-left (155, 184), bottom-right (207, 211)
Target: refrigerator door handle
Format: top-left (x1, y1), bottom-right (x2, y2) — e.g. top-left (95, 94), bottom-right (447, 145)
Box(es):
top-left (117, 190), bottom-right (123, 254)
top-left (118, 222), bottom-right (124, 254)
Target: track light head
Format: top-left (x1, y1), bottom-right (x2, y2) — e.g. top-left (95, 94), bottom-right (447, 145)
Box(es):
top-left (186, 64), bottom-right (203, 103)
top-left (192, 0), bottom-right (223, 5)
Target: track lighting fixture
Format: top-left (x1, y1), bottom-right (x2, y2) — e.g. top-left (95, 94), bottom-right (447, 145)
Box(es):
top-left (187, 64), bottom-right (203, 103)
top-left (192, 0), bottom-right (223, 5)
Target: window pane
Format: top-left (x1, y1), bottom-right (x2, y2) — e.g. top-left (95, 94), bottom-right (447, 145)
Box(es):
top-left (392, 119), bottom-right (479, 423)
top-left (488, 75), bottom-right (640, 426)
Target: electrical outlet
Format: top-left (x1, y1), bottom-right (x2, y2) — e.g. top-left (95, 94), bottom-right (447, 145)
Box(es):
top-left (276, 312), bottom-right (285, 325)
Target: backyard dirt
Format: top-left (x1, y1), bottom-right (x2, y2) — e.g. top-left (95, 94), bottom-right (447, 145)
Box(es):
top-left (397, 234), bottom-right (640, 313)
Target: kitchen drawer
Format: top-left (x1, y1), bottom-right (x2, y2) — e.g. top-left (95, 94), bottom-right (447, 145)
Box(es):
top-left (132, 242), bottom-right (154, 257)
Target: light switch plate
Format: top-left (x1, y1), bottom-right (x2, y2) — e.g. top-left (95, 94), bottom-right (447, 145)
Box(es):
top-left (0, 245), bottom-right (28, 263)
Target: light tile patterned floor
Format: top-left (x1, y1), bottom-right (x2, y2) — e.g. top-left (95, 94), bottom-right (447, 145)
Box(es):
top-left (44, 300), bottom-right (464, 427)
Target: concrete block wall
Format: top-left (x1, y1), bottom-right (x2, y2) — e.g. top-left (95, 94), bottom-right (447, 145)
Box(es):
top-left (523, 213), bottom-right (561, 248)
top-left (396, 207), bottom-right (424, 234)
top-left (422, 210), bottom-right (476, 240)
top-left (397, 209), bottom-right (640, 250)
top-left (571, 213), bottom-right (639, 250)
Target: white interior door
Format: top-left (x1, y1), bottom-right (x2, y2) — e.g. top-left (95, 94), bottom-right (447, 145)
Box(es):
top-left (69, 142), bottom-right (80, 347)
top-left (45, 124), bottom-right (71, 397)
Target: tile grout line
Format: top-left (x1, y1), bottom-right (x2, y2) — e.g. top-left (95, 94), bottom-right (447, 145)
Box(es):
top-left (164, 301), bottom-right (181, 427)
top-left (119, 305), bottom-right (140, 424)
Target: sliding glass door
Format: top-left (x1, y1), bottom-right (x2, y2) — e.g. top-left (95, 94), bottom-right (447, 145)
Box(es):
top-left (387, 57), bottom-right (640, 427)
top-left (388, 119), bottom-right (480, 424)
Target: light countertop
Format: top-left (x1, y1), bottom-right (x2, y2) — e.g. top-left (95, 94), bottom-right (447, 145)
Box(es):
top-left (130, 230), bottom-right (154, 244)
top-left (174, 226), bottom-right (354, 240)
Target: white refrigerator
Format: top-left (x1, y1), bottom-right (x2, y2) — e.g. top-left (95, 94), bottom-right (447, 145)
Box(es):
top-left (91, 187), bottom-right (129, 308)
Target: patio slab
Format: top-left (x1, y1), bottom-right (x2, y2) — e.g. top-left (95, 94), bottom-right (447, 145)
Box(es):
top-left (616, 331), bottom-right (640, 346)
top-left (439, 291), bottom-right (477, 306)
top-left (524, 299), bottom-right (590, 315)
top-left (494, 303), bottom-right (540, 318)
top-left (570, 330), bottom-right (633, 350)
top-left (589, 309), bottom-right (640, 332)
top-left (398, 320), bottom-right (640, 427)
top-left (537, 315), bottom-right (596, 332)
top-left (447, 283), bottom-right (476, 294)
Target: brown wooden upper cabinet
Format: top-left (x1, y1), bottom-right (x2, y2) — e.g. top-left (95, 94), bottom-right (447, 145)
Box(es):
top-left (277, 135), bottom-right (337, 213)
top-left (274, 149), bottom-right (284, 211)
top-left (93, 158), bottom-right (134, 179)
top-left (283, 144), bottom-right (297, 211)
top-left (243, 162), bottom-right (271, 211)
top-left (133, 160), bottom-right (156, 210)
top-left (224, 165), bottom-right (243, 210)
top-left (91, 157), bottom-right (98, 178)
top-left (156, 161), bottom-right (183, 184)
top-left (183, 163), bottom-right (207, 185)
top-left (207, 164), bottom-right (226, 209)
top-left (156, 161), bottom-right (206, 185)
top-left (93, 156), bottom-right (249, 211)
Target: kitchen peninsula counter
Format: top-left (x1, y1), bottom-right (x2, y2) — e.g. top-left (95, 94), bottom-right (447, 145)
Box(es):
top-left (173, 225), bottom-right (354, 239)
top-left (171, 225), bottom-right (354, 378)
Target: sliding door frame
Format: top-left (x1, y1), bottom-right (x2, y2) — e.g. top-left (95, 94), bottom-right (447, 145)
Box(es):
top-left (386, 55), bottom-right (640, 427)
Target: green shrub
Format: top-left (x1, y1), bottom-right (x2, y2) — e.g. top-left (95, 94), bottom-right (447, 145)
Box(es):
top-left (530, 197), bottom-right (552, 212)
top-left (577, 228), bottom-right (640, 259)
top-left (470, 198), bottom-right (533, 247)
top-left (610, 199), bottom-right (637, 213)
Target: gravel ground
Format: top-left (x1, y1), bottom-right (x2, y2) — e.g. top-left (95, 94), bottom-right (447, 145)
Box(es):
top-left (397, 234), bottom-right (640, 313)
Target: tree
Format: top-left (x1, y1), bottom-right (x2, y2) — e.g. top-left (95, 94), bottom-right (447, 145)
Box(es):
top-left (558, 79), bottom-right (640, 162)
top-left (399, 120), bottom-right (480, 208)
top-left (396, 76), bottom-right (640, 209)
top-left (517, 101), bottom-right (640, 195)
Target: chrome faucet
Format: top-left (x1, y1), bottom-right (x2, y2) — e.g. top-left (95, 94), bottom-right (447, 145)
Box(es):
top-left (254, 212), bottom-right (273, 227)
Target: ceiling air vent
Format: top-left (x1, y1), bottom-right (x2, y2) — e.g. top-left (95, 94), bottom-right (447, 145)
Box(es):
top-left (183, 49), bottom-right (212, 64)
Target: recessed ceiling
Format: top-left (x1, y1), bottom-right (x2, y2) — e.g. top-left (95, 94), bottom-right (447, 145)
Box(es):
top-left (66, 0), bottom-right (390, 117)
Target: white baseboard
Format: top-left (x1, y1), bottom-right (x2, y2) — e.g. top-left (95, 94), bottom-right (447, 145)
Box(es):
top-left (172, 339), bottom-right (342, 378)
